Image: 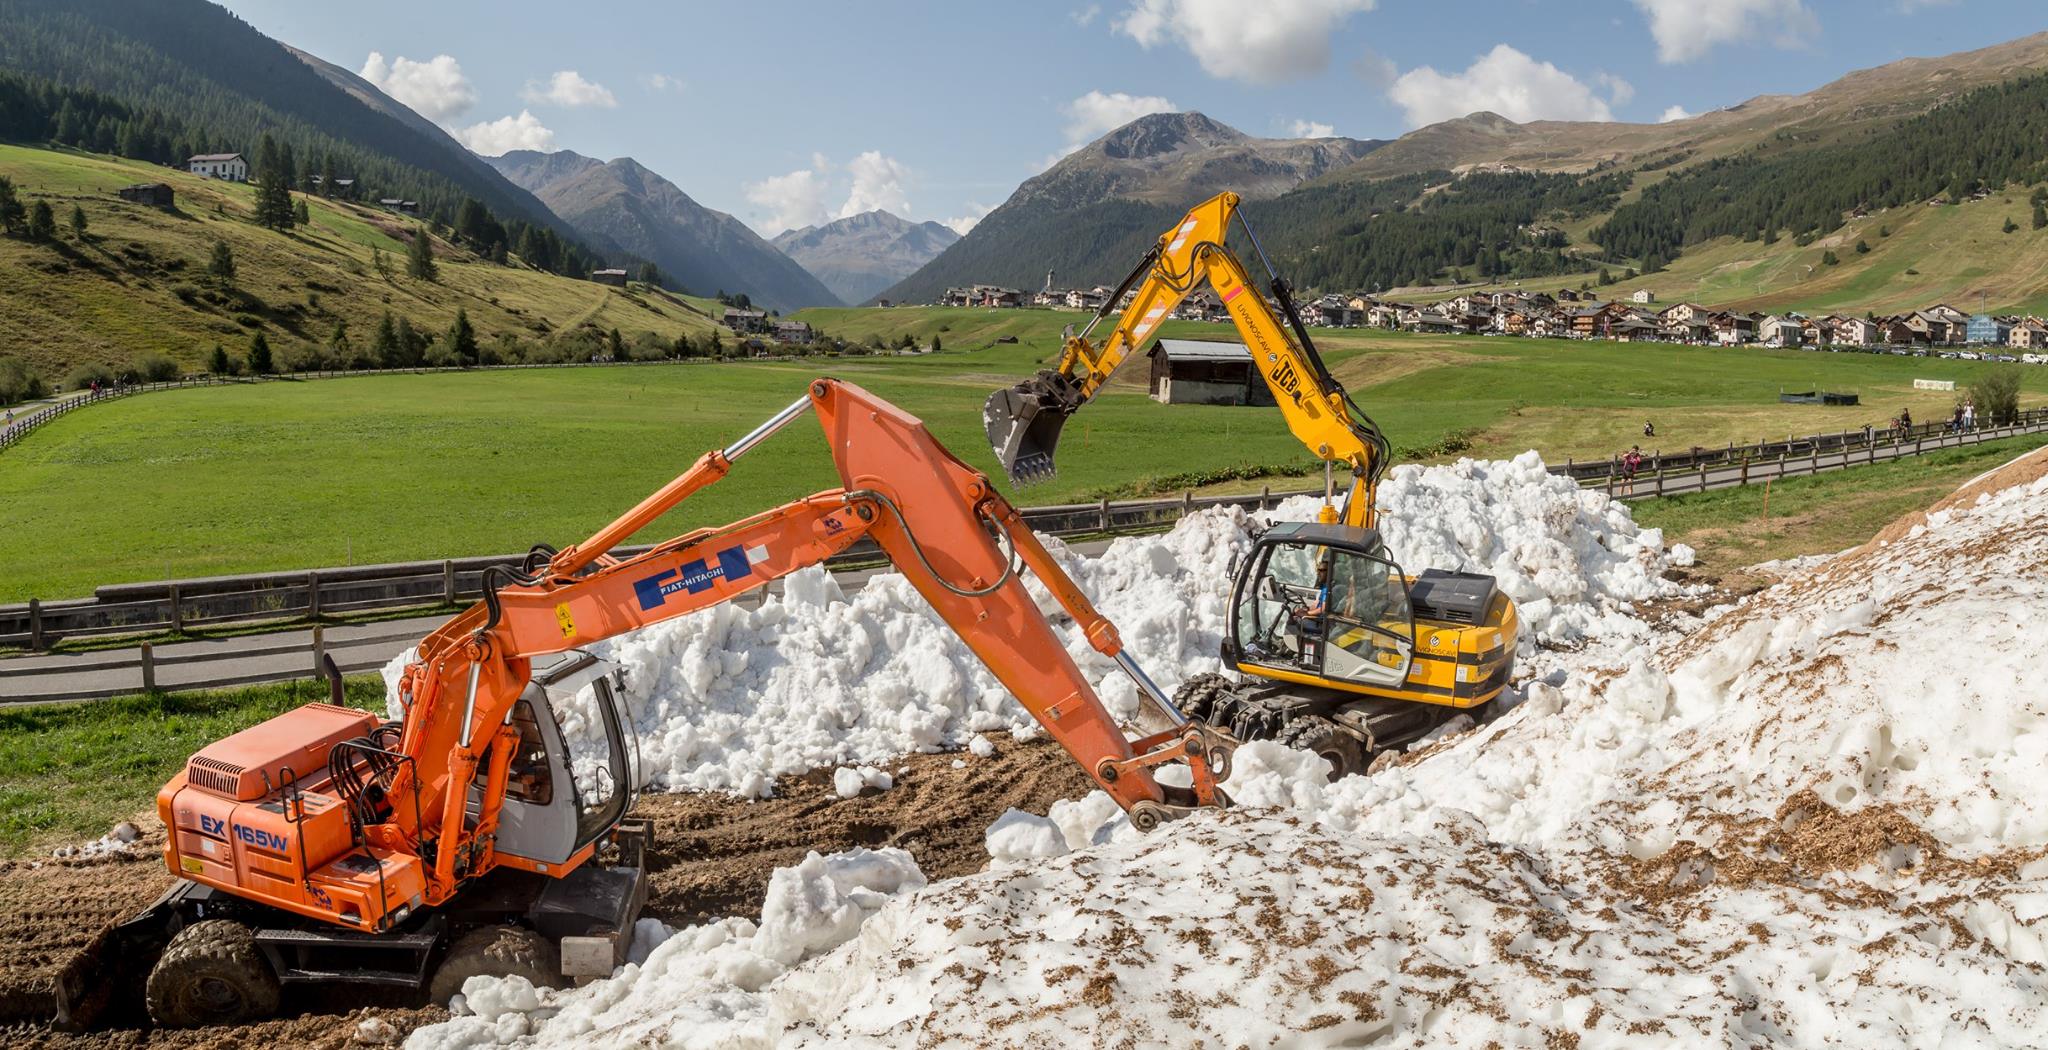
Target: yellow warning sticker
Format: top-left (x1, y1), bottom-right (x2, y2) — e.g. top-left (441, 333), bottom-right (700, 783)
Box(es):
top-left (555, 603), bottom-right (577, 639)
top-left (180, 856), bottom-right (204, 874)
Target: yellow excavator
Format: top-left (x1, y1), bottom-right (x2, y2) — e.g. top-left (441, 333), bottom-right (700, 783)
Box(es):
top-left (984, 192), bottom-right (1518, 778)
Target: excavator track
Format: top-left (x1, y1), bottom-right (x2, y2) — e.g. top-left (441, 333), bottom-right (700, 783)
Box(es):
top-left (1172, 672), bottom-right (1477, 781)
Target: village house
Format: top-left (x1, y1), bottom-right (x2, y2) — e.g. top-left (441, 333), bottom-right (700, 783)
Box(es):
top-left (1831, 317), bottom-right (1879, 347)
top-left (1492, 310), bottom-right (1530, 336)
top-left (116, 182), bottom-right (174, 208)
top-left (1367, 303), bottom-right (1404, 329)
top-left (723, 307), bottom-right (769, 333)
top-left (590, 268), bottom-right (628, 288)
top-left (1630, 289), bottom-right (1657, 305)
top-left (1306, 295), bottom-right (1359, 327)
top-left (940, 287), bottom-right (971, 307)
top-left (378, 198), bottom-right (421, 216)
top-left (972, 285), bottom-right (1023, 308)
top-left (1031, 289), bottom-right (1064, 308)
top-left (1066, 286), bottom-right (1109, 311)
top-left (1658, 302), bottom-right (1708, 326)
top-left (1904, 310), bottom-right (1954, 344)
top-left (2010, 319), bottom-right (2048, 349)
top-left (187, 152), bottom-right (248, 181)
top-left (1759, 315), bottom-right (1805, 348)
top-left (772, 320), bottom-right (814, 345)
top-left (1609, 317), bottom-right (1662, 342)
top-left (1967, 313), bottom-right (2014, 345)
top-left (1712, 312), bottom-right (1758, 345)
top-left (1144, 339), bottom-right (1275, 406)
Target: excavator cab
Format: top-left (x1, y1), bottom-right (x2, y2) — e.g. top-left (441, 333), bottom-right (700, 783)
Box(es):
top-left (1227, 523), bottom-right (1415, 691)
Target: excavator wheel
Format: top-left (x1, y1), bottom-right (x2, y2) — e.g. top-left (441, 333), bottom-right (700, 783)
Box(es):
top-left (1275, 714), bottom-right (1368, 782)
top-left (429, 925), bottom-right (562, 1005)
top-left (1172, 672), bottom-right (1236, 725)
top-left (144, 919), bottom-right (281, 1028)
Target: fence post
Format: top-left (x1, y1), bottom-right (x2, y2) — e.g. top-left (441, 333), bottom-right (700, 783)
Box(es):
top-left (28, 598), bottom-right (43, 651)
top-left (443, 560), bottom-right (457, 604)
top-left (1098, 497), bottom-right (1110, 531)
top-left (1182, 490), bottom-right (1193, 519)
top-left (312, 625), bottom-right (325, 675)
top-left (141, 642), bottom-right (156, 692)
top-left (168, 584), bottom-right (183, 634)
top-left (1261, 484), bottom-right (1271, 510)
top-left (307, 572), bottom-right (322, 619)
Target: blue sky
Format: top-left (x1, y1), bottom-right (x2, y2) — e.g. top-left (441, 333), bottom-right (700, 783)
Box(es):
top-left (215, 0), bottom-right (2042, 237)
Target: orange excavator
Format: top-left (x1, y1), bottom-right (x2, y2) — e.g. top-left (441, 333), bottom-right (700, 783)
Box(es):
top-left (80, 378), bottom-right (1229, 1029)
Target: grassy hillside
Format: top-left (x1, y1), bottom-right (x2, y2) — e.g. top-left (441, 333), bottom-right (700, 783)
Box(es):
top-left (1393, 187), bottom-right (2048, 315)
top-left (0, 144), bottom-right (719, 378)
top-left (8, 306), bottom-right (2047, 600)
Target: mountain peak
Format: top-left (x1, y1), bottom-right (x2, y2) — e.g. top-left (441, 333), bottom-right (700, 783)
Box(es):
top-left (773, 210), bottom-right (960, 304)
top-left (1095, 111), bottom-right (1242, 160)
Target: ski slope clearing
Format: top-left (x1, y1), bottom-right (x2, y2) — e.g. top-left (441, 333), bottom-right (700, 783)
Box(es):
top-left (459, 452), bottom-right (1690, 800)
top-left (408, 449), bottom-right (2048, 1048)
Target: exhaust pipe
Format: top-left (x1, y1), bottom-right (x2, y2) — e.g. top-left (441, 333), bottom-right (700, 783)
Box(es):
top-left (984, 371), bottom-right (1087, 485)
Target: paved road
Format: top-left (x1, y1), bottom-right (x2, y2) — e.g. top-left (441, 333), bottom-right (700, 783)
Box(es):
top-left (0, 539), bottom-right (1118, 705)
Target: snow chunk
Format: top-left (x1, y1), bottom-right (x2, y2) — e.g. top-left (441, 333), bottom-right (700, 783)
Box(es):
top-left (984, 809), bottom-right (1069, 864)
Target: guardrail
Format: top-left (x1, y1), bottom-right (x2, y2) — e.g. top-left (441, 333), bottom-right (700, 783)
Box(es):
top-left (1553, 408), bottom-right (2048, 485)
top-left (1588, 416), bottom-right (2045, 500)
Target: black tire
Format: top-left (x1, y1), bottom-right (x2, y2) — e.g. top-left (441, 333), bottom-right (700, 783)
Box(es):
top-left (144, 919), bottom-right (281, 1028)
top-left (1276, 714), bottom-right (1366, 782)
top-left (1173, 672), bottom-right (1235, 725)
top-left (428, 926), bottom-right (560, 1005)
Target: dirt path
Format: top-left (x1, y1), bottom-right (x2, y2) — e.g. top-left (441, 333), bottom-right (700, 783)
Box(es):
top-left (0, 739), bottom-right (1091, 1049)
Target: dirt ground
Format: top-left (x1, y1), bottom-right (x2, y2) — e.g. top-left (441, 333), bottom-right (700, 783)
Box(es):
top-left (0, 738), bottom-right (1093, 1049)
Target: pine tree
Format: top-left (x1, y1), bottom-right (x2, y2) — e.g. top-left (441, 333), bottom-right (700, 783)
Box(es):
top-left (1821, 249), bottom-right (1840, 265)
top-left (253, 134), bottom-right (294, 230)
top-left (248, 332), bottom-right (273, 374)
top-left (1855, 239), bottom-right (1870, 254)
top-left (638, 262), bottom-right (661, 286)
top-left (208, 344), bottom-right (232, 375)
top-left (68, 204), bottom-right (87, 238)
top-left (26, 199), bottom-right (54, 241)
top-left (2004, 217), bottom-right (2021, 234)
top-left (406, 226), bottom-right (436, 281)
top-left (2034, 204), bottom-right (2047, 230)
top-left (208, 239), bottom-right (236, 286)
top-left (394, 316), bottom-right (424, 366)
top-left (319, 152), bottom-right (336, 198)
top-left (606, 328), bottom-right (624, 360)
top-left (447, 308), bottom-right (478, 365)
top-left (372, 311), bottom-right (399, 367)
top-left (672, 333), bottom-right (693, 358)
top-left (293, 198), bottom-right (310, 226)
top-left (0, 176), bottom-right (23, 237)
top-left (930, 334), bottom-right (942, 352)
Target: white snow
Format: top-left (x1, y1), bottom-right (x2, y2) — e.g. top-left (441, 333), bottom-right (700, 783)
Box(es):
top-left (967, 735), bottom-right (996, 758)
top-left (407, 455), bottom-right (2048, 1048)
top-left (385, 452), bottom-right (1690, 801)
top-left (830, 765), bottom-right (890, 799)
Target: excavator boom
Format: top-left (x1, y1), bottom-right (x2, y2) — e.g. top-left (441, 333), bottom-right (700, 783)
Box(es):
top-left (985, 192), bottom-right (1390, 527)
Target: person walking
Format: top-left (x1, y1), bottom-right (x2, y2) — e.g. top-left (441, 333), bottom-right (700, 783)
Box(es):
top-left (1963, 401), bottom-right (1977, 431)
top-left (1900, 407), bottom-right (1912, 435)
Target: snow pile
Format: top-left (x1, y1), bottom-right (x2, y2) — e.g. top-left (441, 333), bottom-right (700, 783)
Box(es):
top-left (830, 765), bottom-right (891, 799)
top-left (52, 820), bottom-right (143, 859)
top-left (411, 453), bottom-right (2048, 1047)
top-left (1367, 450), bottom-right (1691, 650)
top-left (383, 452), bottom-right (1688, 800)
top-left (408, 847), bottom-right (925, 1050)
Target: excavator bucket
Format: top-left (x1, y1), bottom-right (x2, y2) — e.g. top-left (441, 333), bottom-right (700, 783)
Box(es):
top-left (985, 374), bottom-right (1078, 485)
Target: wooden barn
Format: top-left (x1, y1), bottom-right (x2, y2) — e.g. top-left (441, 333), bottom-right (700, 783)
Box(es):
top-left (1145, 338), bottom-right (1274, 406)
top-left (117, 182), bottom-right (175, 208)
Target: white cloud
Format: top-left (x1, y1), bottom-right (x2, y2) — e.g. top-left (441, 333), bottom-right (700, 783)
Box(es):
top-left (359, 51), bottom-right (477, 122)
top-left (1595, 72), bottom-right (1635, 107)
top-left (1072, 4), bottom-right (1103, 25)
top-left (456, 110), bottom-right (557, 154)
top-left (1388, 45), bottom-right (1614, 128)
top-left (1630, 0), bottom-right (1818, 63)
top-left (1115, 0), bottom-right (1376, 84)
top-left (1289, 119), bottom-right (1336, 138)
top-left (745, 163), bottom-right (833, 234)
top-left (944, 202), bottom-right (994, 236)
top-left (521, 70), bottom-right (618, 108)
top-left (1659, 104), bottom-right (1694, 122)
top-left (640, 73), bottom-right (684, 92)
top-left (839, 151), bottom-right (914, 219)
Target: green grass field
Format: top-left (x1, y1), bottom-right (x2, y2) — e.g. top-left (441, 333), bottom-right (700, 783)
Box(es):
top-left (0, 144), bottom-right (721, 379)
top-left (5, 306), bottom-right (2046, 601)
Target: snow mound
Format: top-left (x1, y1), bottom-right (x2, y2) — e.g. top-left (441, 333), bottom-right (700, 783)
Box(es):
top-left (414, 451), bottom-right (2048, 1047)
top-left (385, 452), bottom-right (1686, 799)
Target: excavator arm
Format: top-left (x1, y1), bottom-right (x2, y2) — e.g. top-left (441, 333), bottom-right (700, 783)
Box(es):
top-left (985, 191), bottom-right (1392, 528)
top-left (376, 378), bottom-right (1228, 912)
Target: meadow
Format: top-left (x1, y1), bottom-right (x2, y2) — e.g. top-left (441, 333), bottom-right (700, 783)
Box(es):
top-left (4, 305), bottom-right (2045, 601)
